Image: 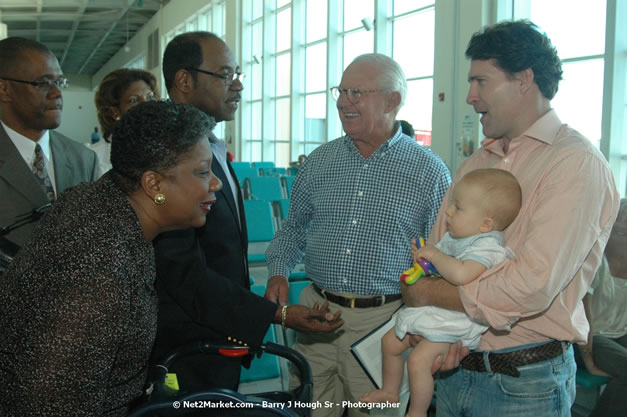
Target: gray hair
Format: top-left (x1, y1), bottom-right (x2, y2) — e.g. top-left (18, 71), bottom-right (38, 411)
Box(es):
top-left (351, 53), bottom-right (407, 107)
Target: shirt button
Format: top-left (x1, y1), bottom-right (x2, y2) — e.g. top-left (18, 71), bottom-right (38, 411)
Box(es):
top-left (352, 220), bottom-right (357, 224)
top-left (346, 249), bottom-right (351, 254)
top-left (363, 164), bottom-right (368, 168)
top-left (343, 279), bottom-right (348, 283)
top-left (358, 191), bottom-right (364, 196)
top-left (504, 158), bottom-right (510, 163)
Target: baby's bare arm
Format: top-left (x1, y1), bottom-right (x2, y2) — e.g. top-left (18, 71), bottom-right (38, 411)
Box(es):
top-left (415, 245), bottom-right (487, 285)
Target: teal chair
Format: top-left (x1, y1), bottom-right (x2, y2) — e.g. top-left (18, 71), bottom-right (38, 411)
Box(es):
top-left (572, 367), bottom-right (611, 416)
top-left (284, 280), bottom-right (312, 347)
top-left (232, 167), bottom-right (260, 191)
top-left (239, 284), bottom-right (281, 383)
top-left (243, 200), bottom-right (275, 263)
top-left (261, 167), bottom-right (286, 176)
top-left (231, 161), bottom-right (251, 170)
top-left (281, 176), bottom-right (295, 197)
top-left (576, 368), bottom-right (610, 389)
top-left (252, 161), bottom-right (275, 169)
top-left (288, 271), bottom-right (307, 281)
top-left (245, 176), bottom-right (285, 201)
top-left (277, 199), bottom-right (289, 220)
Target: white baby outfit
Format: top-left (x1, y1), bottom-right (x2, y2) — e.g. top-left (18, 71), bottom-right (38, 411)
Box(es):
top-left (395, 231), bottom-right (514, 349)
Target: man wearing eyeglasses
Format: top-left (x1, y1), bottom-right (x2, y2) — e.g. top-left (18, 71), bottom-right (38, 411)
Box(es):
top-left (151, 32), bottom-right (343, 397)
top-left (0, 37), bottom-right (99, 248)
top-left (265, 54), bottom-right (451, 417)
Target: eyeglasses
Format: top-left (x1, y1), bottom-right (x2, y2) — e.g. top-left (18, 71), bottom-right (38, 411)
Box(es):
top-left (185, 68), bottom-right (245, 86)
top-left (126, 92), bottom-right (156, 105)
top-left (330, 87), bottom-right (379, 104)
top-left (1, 76), bottom-right (69, 91)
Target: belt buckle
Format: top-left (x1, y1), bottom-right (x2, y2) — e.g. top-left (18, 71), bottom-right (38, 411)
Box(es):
top-left (350, 297), bottom-right (355, 308)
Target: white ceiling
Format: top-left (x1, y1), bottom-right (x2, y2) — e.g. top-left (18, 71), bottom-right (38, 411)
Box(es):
top-left (0, 0), bottom-right (169, 76)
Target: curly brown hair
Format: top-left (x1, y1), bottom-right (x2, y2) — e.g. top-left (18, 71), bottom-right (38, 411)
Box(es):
top-left (465, 20), bottom-right (563, 100)
top-left (94, 69), bottom-right (159, 142)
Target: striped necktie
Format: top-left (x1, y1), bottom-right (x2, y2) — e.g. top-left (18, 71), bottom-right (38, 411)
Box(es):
top-left (32, 144), bottom-right (56, 201)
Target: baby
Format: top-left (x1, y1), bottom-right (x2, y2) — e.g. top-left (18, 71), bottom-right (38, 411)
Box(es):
top-left (361, 168), bottom-right (522, 417)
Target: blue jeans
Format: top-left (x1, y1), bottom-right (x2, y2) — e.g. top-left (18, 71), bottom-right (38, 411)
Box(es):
top-left (436, 342), bottom-right (576, 417)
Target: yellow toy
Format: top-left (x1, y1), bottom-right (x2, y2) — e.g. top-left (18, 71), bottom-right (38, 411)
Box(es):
top-left (400, 237), bottom-right (440, 285)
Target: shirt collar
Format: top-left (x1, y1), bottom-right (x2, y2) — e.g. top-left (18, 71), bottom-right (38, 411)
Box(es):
top-left (344, 122), bottom-right (404, 155)
top-left (210, 136), bottom-right (227, 159)
top-left (523, 108), bottom-right (562, 144)
top-left (2, 121), bottom-right (51, 163)
top-left (480, 109), bottom-right (562, 154)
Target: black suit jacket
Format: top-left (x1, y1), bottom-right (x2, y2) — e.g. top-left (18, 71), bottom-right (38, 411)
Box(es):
top-left (151, 155), bottom-right (277, 392)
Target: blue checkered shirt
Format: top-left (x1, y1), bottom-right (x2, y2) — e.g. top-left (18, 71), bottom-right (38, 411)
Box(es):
top-left (266, 126), bottom-right (451, 295)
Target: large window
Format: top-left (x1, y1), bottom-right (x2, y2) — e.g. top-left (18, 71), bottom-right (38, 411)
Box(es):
top-left (241, 0), bottom-right (294, 166)
top-left (274, 5), bottom-right (292, 167)
top-left (158, 0), bottom-right (622, 195)
top-left (242, 0), bottom-right (264, 161)
top-left (393, 2), bottom-right (435, 145)
top-left (124, 55), bottom-right (146, 70)
top-left (515, 0), bottom-right (606, 148)
top-left (513, 0), bottom-right (626, 195)
top-left (240, 0), bottom-right (436, 166)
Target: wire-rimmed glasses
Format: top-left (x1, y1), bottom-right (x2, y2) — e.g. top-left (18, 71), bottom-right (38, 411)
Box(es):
top-left (330, 87), bottom-right (379, 104)
top-left (126, 91), bottom-right (157, 106)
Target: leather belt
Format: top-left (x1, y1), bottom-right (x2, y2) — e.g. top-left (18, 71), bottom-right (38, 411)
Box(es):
top-left (312, 283), bottom-right (401, 308)
top-left (460, 340), bottom-right (570, 377)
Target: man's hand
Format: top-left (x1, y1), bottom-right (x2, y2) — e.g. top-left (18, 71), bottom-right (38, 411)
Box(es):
top-left (580, 348), bottom-right (611, 377)
top-left (284, 301), bottom-right (344, 333)
top-left (404, 336), bottom-right (469, 373)
top-left (431, 341), bottom-right (469, 373)
top-left (265, 275), bottom-right (289, 305)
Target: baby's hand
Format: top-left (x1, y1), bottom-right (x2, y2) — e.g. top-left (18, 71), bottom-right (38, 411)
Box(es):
top-left (415, 244), bottom-right (438, 262)
top-left (410, 239), bottom-right (420, 260)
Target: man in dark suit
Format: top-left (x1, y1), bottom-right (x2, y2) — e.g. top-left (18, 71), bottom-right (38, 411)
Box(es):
top-left (0, 37), bottom-right (98, 248)
top-left (152, 32), bottom-right (342, 393)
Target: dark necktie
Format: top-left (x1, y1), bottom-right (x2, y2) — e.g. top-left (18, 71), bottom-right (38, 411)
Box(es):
top-left (32, 144), bottom-right (56, 201)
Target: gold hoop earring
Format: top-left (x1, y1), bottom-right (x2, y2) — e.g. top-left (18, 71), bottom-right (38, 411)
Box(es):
top-left (154, 193), bottom-right (166, 205)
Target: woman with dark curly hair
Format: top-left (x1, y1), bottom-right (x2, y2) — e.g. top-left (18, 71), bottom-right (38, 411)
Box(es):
top-left (93, 68), bottom-right (159, 174)
top-left (0, 100), bottom-right (222, 416)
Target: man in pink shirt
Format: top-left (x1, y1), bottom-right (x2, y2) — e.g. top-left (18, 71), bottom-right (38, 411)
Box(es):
top-left (401, 20), bottom-right (620, 416)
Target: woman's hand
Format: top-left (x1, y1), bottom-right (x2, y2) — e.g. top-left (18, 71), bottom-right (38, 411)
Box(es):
top-left (284, 302), bottom-right (344, 333)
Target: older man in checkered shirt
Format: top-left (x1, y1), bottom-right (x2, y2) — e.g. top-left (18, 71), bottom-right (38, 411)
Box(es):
top-left (265, 53), bottom-right (451, 417)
